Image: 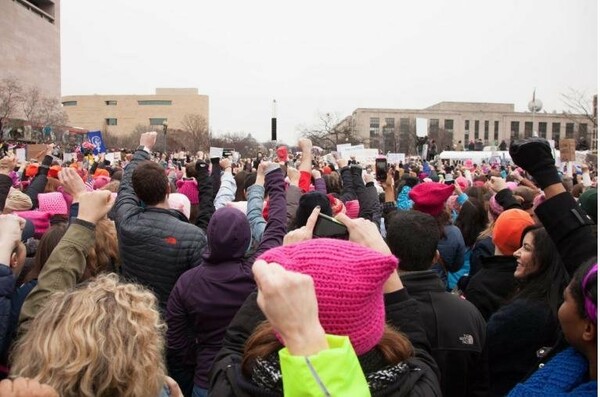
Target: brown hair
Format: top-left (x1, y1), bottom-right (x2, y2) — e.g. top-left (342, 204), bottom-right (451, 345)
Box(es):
top-left (132, 161), bottom-right (169, 205)
top-left (101, 180), bottom-right (121, 193)
top-left (241, 321), bottom-right (413, 378)
top-left (82, 219), bottom-right (120, 280)
top-left (23, 222), bottom-right (68, 284)
top-left (44, 177), bottom-right (62, 193)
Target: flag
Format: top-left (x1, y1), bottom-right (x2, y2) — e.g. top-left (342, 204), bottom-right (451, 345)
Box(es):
top-left (87, 130), bottom-right (106, 155)
top-left (532, 88), bottom-right (536, 103)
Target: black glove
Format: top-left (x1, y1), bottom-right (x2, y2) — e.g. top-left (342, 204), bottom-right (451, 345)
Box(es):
top-left (509, 138), bottom-right (561, 190)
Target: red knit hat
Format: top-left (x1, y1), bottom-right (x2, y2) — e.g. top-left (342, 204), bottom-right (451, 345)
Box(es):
top-left (25, 163), bottom-right (39, 178)
top-left (322, 166), bottom-right (332, 175)
top-left (345, 199), bottom-right (360, 219)
top-left (276, 146), bottom-right (288, 162)
top-left (259, 238), bottom-right (398, 355)
top-left (409, 182), bottom-right (454, 216)
top-left (327, 194), bottom-right (346, 216)
top-left (492, 209), bottom-right (535, 255)
top-left (48, 165), bottom-right (62, 179)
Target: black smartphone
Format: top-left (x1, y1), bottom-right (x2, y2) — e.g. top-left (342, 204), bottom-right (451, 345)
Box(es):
top-left (375, 158), bottom-right (387, 182)
top-left (313, 213), bottom-right (349, 240)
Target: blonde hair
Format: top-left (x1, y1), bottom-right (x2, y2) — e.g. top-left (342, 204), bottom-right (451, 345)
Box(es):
top-left (83, 219), bottom-right (120, 279)
top-left (10, 274), bottom-right (166, 397)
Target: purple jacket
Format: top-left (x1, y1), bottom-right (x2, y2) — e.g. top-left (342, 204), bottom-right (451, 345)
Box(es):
top-left (166, 168), bottom-right (287, 389)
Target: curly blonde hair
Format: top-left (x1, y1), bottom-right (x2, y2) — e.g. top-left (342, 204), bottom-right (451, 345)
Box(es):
top-left (82, 219), bottom-right (120, 279)
top-left (10, 274), bottom-right (166, 397)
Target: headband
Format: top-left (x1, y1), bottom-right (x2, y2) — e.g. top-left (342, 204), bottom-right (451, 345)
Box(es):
top-left (582, 263), bottom-right (597, 324)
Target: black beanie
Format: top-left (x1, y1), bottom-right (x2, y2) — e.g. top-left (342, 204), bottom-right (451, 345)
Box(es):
top-left (295, 191), bottom-right (332, 228)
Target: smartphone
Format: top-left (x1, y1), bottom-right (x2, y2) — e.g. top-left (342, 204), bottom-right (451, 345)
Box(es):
top-left (375, 158), bottom-right (387, 182)
top-left (313, 213), bottom-right (349, 240)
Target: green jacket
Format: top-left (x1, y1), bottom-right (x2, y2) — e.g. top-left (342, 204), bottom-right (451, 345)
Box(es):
top-left (279, 335), bottom-right (370, 397)
top-left (18, 220), bottom-right (95, 334)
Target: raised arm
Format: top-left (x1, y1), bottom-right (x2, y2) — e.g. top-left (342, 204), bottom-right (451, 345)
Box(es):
top-left (213, 158), bottom-right (236, 210)
top-left (194, 160), bottom-right (214, 231)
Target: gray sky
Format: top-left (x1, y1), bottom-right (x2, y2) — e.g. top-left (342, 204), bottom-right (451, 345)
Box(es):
top-left (61, 0), bottom-right (598, 144)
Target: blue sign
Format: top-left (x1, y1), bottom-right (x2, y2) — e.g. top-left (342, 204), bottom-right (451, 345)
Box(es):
top-left (87, 130), bottom-right (106, 155)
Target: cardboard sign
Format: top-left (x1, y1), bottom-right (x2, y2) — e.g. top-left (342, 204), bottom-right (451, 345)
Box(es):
top-left (416, 118), bottom-right (428, 137)
top-left (209, 147), bottom-right (223, 159)
top-left (386, 153), bottom-right (405, 164)
top-left (26, 144), bottom-right (47, 160)
top-left (559, 139), bottom-right (576, 162)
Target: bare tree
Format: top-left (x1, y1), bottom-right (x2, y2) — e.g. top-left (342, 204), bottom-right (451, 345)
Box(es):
top-left (299, 112), bottom-right (366, 151)
top-left (560, 89), bottom-right (597, 128)
top-left (180, 114), bottom-right (209, 153)
top-left (0, 78), bottom-right (24, 131)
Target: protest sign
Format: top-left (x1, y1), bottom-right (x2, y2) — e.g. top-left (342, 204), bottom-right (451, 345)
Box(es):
top-left (386, 153), bottom-right (405, 164)
top-left (209, 147), bottom-right (223, 159)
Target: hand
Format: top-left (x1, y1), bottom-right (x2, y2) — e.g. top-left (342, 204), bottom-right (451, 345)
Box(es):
top-left (196, 151), bottom-right (204, 159)
top-left (253, 260), bottom-right (327, 356)
top-left (454, 181), bottom-right (463, 195)
top-left (489, 176), bottom-right (507, 193)
top-left (287, 167), bottom-right (300, 186)
top-left (0, 153), bottom-right (17, 175)
top-left (219, 158), bottom-right (232, 171)
top-left (0, 214), bottom-right (25, 250)
top-left (582, 164), bottom-right (590, 173)
top-left (283, 206), bottom-right (319, 245)
top-left (509, 138), bottom-right (560, 189)
top-left (335, 213), bottom-right (391, 255)
top-left (77, 190), bottom-right (115, 224)
top-left (257, 161), bottom-right (271, 178)
top-left (363, 172), bottom-right (374, 184)
top-left (164, 376), bottom-right (183, 397)
top-left (0, 378), bottom-right (59, 397)
top-left (58, 168), bottom-right (87, 201)
top-left (311, 169), bottom-right (321, 180)
top-left (139, 131), bottom-right (157, 150)
top-left (336, 158), bottom-right (348, 169)
top-left (381, 168), bottom-right (394, 190)
top-left (298, 138), bottom-right (312, 153)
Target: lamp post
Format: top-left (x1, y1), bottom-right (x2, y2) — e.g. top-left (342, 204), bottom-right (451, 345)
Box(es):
top-left (162, 120), bottom-right (168, 154)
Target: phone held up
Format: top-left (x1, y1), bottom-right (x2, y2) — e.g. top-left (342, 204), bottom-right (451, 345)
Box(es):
top-left (375, 157), bottom-right (388, 182)
top-left (313, 213), bottom-right (349, 240)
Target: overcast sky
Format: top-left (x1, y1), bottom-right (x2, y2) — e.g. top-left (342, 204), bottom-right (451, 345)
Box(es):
top-left (61, 0), bottom-right (598, 144)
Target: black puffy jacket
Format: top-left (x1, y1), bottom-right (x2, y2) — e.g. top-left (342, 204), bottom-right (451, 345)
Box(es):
top-left (114, 149), bottom-right (208, 311)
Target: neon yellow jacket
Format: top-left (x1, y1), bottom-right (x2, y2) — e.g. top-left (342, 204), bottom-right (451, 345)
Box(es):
top-left (279, 334), bottom-right (370, 397)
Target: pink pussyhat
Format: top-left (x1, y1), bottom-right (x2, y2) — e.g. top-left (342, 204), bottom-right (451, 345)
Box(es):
top-left (259, 238), bottom-right (398, 355)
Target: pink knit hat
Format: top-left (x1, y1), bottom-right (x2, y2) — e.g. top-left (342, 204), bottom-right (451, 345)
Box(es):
top-left (93, 175), bottom-right (111, 190)
top-left (456, 176), bottom-right (469, 191)
top-left (259, 239), bottom-right (398, 355)
top-left (38, 192), bottom-right (68, 216)
top-left (345, 199), bottom-right (360, 219)
top-left (168, 193), bottom-right (191, 220)
top-left (488, 194), bottom-right (504, 220)
top-left (176, 179), bottom-right (199, 205)
top-left (409, 182), bottom-right (454, 217)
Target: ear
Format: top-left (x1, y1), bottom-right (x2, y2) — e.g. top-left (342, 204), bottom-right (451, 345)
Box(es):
top-left (9, 252), bottom-right (18, 269)
top-left (582, 321), bottom-right (596, 343)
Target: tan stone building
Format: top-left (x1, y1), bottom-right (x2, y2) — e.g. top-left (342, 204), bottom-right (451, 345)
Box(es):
top-left (61, 88), bottom-right (209, 137)
top-left (348, 101), bottom-right (595, 154)
top-left (0, 0), bottom-right (61, 99)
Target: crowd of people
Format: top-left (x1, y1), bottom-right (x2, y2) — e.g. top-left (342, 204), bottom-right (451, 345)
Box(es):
top-left (0, 132), bottom-right (596, 396)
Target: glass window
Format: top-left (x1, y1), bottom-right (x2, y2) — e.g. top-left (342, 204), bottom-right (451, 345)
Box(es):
top-left (525, 122), bottom-right (533, 138)
top-left (494, 121), bottom-right (499, 142)
top-left (538, 122), bottom-right (547, 139)
top-left (430, 119), bottom-right (439, 134)
top-left (149, 118), bottom-right (168, 126)
top-left (369, 117), bottom-right (380, 136)
top-left (552, 123), bottom-right (561, 142)
top-left (138, 100), bottom-right (173, 106)
top-left (474, 120), bottom-right (480, 139)
top-left (484, 120), bottom-right (489, 141)
top-left (444, 119), bottom-right (454, 131)
top-left (565, 123), bottom-right (574, 139)
top-left (384, 118), bottom-right (395, 128)
top-left (464, 120), bottom-right (470, 131)
top-left (105, 100), bottom-right (117, 106)
top-left (579, 123), bottom-right (588, 139)
top-left (105, 118), bottom-right (117, 126)
top-left (400, 118), bottom-right (410, 133)
top-left (511, 121), bottom-right (520, 138)
top-left (62, 101), bottom-right (77, 106)
top-left (464, 132), bottom-right (469, 143)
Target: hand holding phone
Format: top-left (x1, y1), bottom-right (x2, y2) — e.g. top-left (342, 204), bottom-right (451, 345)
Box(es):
top-left (375, 158), bottom-right (387, 182)
top-left (313, 213), bottom-right (349, 240)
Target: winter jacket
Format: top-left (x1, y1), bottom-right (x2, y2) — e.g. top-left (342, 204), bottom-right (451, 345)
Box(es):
top-left (401, 270), bottom-right (489, 397)
top-left (508, 347), bottom-right (597, 396)
top-left (463, 255), bottom-right (518, 321)
top-left (166, 168), bottom-right (287, 390)
top-left (0, 174), bottom-right (12, 212)
top-left (487, 298), bottom-right (561, 397)
top-left (209, 289), bottom-right (442, 396)
top-left (279, 335), bottom-right (370, 397)
top-left (438, 225), bottom-right (466, 274)
top-left (246, 184), bottom-right (266, 247)
top-left (214, 171), bottom-right (236, 210)
top-left (396, 185), bottom-right (413, 211)
top-left (469, 237), bottom-right (494, 278)
top-left (285, 185), bottom-right (302, 230)
top-left (19, 220), bottom-right (95, 334)
top-left (113, 149), bottom-right (208, 311)
top-left (535, 191), bottom-right (596, 276)
top-left (0, 265), bottom-right (15, 361)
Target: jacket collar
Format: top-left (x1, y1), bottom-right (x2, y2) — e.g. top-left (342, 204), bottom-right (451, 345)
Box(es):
top-left (400, 270), bottom-right (446, 294)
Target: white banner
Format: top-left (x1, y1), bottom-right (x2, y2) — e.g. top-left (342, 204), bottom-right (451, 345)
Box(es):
top-left (336, 143), bottom-right (352, 152)
top-left (416, 118), bottom-right (428, 137)
top-left (386, 153), bottom-right (405, 164)
top-left (15, 148), bottom-right (26, 164)
top-left (63, 152), bottom-right (76, 163)
top-left (209, 147), bottom-right (223, 159)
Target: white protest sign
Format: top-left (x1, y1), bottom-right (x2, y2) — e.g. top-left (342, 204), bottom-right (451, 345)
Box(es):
top-left (336, 143), bottom-right (352, 152)
top-left (63, 152), bottom-right (76, 163)
top-left (341, 148), bottom-right (379, 164)
top-left (15, 148), bottom-right (26, 164)
top-left (209, 147), bottom-right (223, 159)
top-left (416, 118), bottom-right (428, 137)
top-left (105, 153), bottom-right (115, 163)
top-left (112, 152), bottom-right (121, 161)
top-left (386, 153), bottom-right (405, 164)
top-left (340, 145), bottom-right (365, 159)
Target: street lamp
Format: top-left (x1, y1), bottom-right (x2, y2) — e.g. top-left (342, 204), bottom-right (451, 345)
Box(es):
top-left (162, 120), bottom-right (168, 154)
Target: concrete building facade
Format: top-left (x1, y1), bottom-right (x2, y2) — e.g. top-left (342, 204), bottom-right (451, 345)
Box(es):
top-left (349, 101), bottom-right (595, 154)
top-left (61, 88), bottom-right (209, 136)
top-left (0, 0), bottom-right (61, 99)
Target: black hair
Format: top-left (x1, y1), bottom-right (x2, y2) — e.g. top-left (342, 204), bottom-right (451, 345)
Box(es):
top-left (244, 172), bottom-right (257, 191)
top-left (513, 225), bottom-right (569, 314)
top-left (386, 210), bottom-right (440, 271)
top-left (569, 258), bottom-right (598, 321)
top-left (455, 198), bottom-right (488, 248)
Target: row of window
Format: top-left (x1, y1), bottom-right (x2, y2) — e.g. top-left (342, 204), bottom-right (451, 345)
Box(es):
top-left (62, 100), bottom-right (173, 107)
top-left (105, 118), bottom-right (168, 126)
top-left (510, 121), bottom-right (588, 140)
